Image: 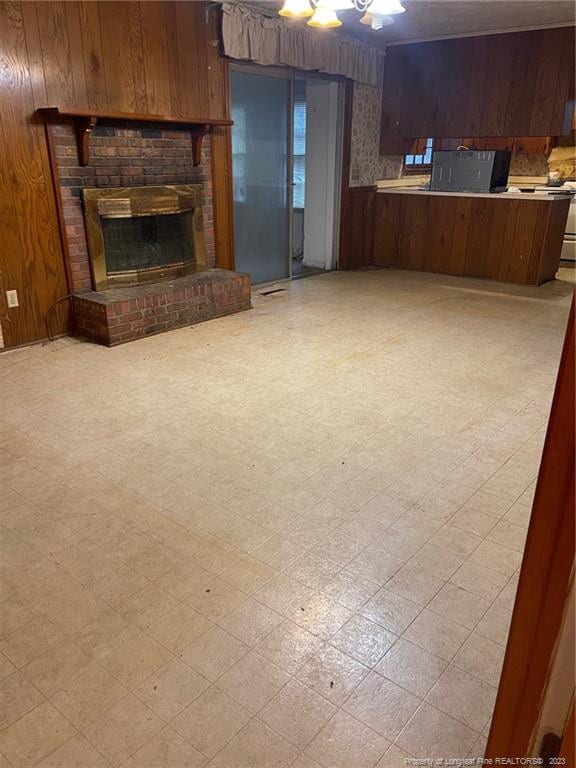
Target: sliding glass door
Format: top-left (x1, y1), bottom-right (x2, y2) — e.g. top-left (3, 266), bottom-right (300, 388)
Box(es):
top-left (231, 69), bottom-right (291, 284)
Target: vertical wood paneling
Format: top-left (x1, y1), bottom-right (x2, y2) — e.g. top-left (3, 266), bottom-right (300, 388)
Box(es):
top-left (165, 1), bottom-right (209, 117)
top-left (381, 27), bottom-right (575, 149)
top-left (340, 187), bottom-right (375, 270)
top-left (371, 192), bottom-right (569, 286)
top-left (205, 3), bottom-right (227, 119)
top-left (35, 2), bottom-right (76, 107)
top-left (529, 29), bottom-right (561, 135)
top-left (537, 199), bottom-right (570, 284)
top-left (78, 1), bottom-right (106, 110)
top-left (554, 25), bottom-right (576, 135)
top-left (436, 38), bottom-right (469, 138)
top-left (98, 1), bottom-right (148, 112)
top-left (0, 1), bottom-right (68, 347)
top-left (19, 1), bottom-right (47, 106)
top-left (502, 31), bottom-right (536, 136)
top-left (481, 34), bottom-right (517, 136)
top-left (496, 200), bottom-right (521, 284)
top-left (449, 197), bottom-right (472, 275)
top-left (462, 36), bottom-right (488, 136)
top-left (139, 0), bottom-right (171, 115)
top-left (127, 2), bottom-right (147, 114)
top-left (0, 0), bottom-right (232, 347)
top-left (380, 46), bottom-right (413, 154)
top-left (0, 117), bottom-right (26, 335)
top-left (65, 1), bottom-right (89, 108)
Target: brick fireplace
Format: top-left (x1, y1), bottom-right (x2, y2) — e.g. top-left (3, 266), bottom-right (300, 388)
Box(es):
top-left (49, 120), bottom-right (250, 345)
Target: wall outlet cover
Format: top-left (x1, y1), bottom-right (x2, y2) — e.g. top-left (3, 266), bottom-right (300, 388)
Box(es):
top-left (6, 290), bottom-right (19, 308)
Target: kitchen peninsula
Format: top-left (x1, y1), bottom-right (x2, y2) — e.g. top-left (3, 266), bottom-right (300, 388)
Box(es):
top-left (371, 188), bottom-right (571, 286)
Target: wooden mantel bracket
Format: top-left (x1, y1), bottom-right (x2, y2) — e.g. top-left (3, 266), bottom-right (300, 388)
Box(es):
top-left (75, 115), bottom-right (98, 166)
top-left (36, 107), bottom-right (232, 168)
top-left (190, 124), bottom-right (210, 166)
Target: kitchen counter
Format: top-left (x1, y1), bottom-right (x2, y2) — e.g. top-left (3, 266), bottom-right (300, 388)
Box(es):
top-left (371, 188), bottom-right (571, 285)
top-left (375, 175), bottom-right (550, 189)
top-left (375, 187), bottom-right (572, 202)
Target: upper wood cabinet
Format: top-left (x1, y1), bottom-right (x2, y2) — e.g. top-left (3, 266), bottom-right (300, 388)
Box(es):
top-left (380, 27), bottom-right (575, 154)
top-left (437, 136), bottom-right (553, 155)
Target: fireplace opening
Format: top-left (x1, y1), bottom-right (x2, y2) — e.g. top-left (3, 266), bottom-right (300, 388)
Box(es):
top-left (83, 184), bottom-right (205, 291)
top-left (102, 211), bottom-right (195, 275)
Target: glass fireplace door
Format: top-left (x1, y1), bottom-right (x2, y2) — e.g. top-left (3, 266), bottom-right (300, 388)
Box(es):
top-left (231, 69), bottom-right (291, 284)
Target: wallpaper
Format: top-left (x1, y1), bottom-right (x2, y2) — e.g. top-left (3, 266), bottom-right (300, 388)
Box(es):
top-left (350, 82), bottom-right (402, 187)
top-left (509, 153), bottom-right (550, 177)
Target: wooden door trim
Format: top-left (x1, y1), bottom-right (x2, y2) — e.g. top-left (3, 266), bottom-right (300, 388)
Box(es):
top-left (559, 700), bottom-right (575, 763)
top-left (338, 79), bottom-right (354, 270)
top-left (485, 297), bottom-right (575, 758)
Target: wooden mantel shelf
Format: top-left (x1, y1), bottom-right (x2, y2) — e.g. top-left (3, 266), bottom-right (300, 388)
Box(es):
top-left (36, 107), bottom-right (233, 167)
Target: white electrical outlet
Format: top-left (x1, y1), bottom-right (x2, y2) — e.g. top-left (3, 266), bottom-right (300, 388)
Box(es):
top-left (6, 290), bottom-right (19, 308)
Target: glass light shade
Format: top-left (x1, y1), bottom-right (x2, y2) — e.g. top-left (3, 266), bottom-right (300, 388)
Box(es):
top-left (367, 0), bottom-right (405, 15)
top-left (372, 15), bottom-right (394, 28)
top-left (307, 7), bottom-right (342, 27)
top-left (317, 0), bottom-right (354, 9)
top-left (360, 11), bottom-right (393, 27)
top-left (279, 0), bottom-right (314, 18)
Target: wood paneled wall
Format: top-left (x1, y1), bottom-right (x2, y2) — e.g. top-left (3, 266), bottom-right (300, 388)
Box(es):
top-left (0, 1), bottom-right (232, 348)
top-left (339, 187), bottom-right (375, 271)
top-left (380, 27), bottom-right (575, 154)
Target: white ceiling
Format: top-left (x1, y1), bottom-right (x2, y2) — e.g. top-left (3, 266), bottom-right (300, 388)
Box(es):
top-left (350, 0), bottom-right (575, 45)
top-left (255, 0), bottom-right (575, 46)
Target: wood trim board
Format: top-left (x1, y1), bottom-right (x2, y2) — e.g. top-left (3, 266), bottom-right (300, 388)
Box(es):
top-left (485, 297), bottom-right (575, 758)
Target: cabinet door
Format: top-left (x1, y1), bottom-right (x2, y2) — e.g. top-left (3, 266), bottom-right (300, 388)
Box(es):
top-left (436, 137), bottom-right (462, 150)
top-left (514, 137), bottom-right (549, 154)
top-left (484, 137), bottom-right (514, 151)
top-left (461, 138), bottom-right (486, 150)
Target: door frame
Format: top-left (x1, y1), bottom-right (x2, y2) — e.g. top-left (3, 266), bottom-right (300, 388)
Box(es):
top-left (228, 62), bottom-right (345, 279)
top-left (485, 298), bottom-right (575, 759)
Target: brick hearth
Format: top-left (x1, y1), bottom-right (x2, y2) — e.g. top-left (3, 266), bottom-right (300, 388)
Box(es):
top-left (74, 270), bottom-right (251, 346)
top-left (48, 120), bottom-right (251, 345)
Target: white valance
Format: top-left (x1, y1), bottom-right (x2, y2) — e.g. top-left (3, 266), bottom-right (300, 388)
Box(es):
top-left (221, 2), bottom-right (385, 87)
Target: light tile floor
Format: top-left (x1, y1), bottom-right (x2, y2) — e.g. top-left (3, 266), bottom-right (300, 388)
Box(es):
top-left (0, 267), bottom-right (574, 768)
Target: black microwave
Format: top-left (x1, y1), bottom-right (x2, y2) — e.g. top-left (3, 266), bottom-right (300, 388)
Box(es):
top-left (430, 150), bottom-right (511, 193)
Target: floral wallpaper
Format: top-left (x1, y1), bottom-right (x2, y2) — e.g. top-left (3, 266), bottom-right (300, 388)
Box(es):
top-left (350, 83), bottom-right (402, 187)
top-left (509, 153), bottom-right (549, 177)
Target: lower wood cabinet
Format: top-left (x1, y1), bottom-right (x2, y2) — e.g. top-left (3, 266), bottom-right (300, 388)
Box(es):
top-left (372, 191), bottom-right (570, 286)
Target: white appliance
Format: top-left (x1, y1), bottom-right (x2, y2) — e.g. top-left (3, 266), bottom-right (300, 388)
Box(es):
top-left (562, 194), bottom-right (576, 262)
top-left (533, 186), bottom-right (576, 263)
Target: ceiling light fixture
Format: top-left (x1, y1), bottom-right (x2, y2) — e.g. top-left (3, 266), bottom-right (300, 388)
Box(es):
top-left (317, 0), bottom-right (355, 9)
top-left (367, 0), bottom-right (405, 16)
top-left (308, 6), bottom-right (342, 27)
top-left (278, 0), bottom-right (405, 30)
top-left (278, 0), bottom-right (314, 18)
top-left (360, 11), bottom-right (393, 28)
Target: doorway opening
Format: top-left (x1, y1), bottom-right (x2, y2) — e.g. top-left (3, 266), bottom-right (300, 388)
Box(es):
top-left (291, 76), bottom-right (342, 280)
top-left (231, 65), bottom-right (343, 285)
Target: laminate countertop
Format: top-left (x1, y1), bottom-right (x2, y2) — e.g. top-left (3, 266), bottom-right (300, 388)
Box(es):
top-left (375, 187), bottom-right (573, 202)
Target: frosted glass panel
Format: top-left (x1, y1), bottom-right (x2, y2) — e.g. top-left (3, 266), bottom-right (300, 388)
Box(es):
top-left (231, 71), bottom-right (289, 284)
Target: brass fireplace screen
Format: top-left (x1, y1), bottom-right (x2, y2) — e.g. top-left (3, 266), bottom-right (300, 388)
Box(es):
top-left (83, 184), bottom-right (205, 291)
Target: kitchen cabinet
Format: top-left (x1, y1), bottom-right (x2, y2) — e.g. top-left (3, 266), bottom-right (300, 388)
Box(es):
top-left (380, 27), bottom-right (575, 154)
top-left (372, 190), bottom-right (571, 286)
top-left (513, 137), bottom-right (553, 155)
top-left (435, 137), bottom-right (553, 155)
